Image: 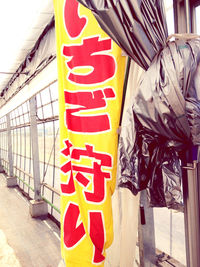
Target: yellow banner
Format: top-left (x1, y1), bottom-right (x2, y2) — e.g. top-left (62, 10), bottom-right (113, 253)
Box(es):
top-left (53, 0), bottom-right (126, 266)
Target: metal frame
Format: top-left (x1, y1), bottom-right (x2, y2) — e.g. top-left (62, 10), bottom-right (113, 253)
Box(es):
top-left (138, 2), bottom-right (187, 266)
top-left (138, 1), bottom-right (200, 266)
top-left (35, 81), bottom-right (60, 218)
top-left (138, 191), bottom-right (156, 267)
top-left (6, 113), bottom-right (13, 177)
top-left (0, 80), bottom-right (60, 222)
top-left (29, 96), bottom-right (42, 201)
top-left (1, 1), bottom-right (200, 265)
top-left (173, 1), bottom-right (200, 266)
top-left (0, 116), bottom-right (8, 172)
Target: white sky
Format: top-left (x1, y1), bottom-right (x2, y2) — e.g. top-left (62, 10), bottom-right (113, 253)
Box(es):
top-left (0, 0), bottom-right (54, 93)
top-left (196, 6), bottom-right (200, 34)
top-left (0, 0), bottom-right (44, 71)
top-left (0, 0), bottom-right (199, 92)
top-left (164, 0), bottom-right (174, 35)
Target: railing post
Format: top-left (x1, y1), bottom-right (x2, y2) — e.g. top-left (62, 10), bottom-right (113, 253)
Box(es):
top-left (138, 190), bottom-right (156, 267)
top-left (6, 113), bottom-right (17, 186)
top-left (184, 0), bottom-right (191, 33)
top-left (0, 142), bottom-right (3, 173)
top-left (29, 96), bottom-right (41, 201)
top-left (182, 149), bottom-right (200, 267)
top-left (181, 1), bottom-right (200, 266)
top-left (29, 96), bottom-right (48, 217)
top-left (7, 113), bottom-right (13, 177)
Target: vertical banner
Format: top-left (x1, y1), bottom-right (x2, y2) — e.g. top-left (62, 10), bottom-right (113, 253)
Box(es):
top-left (53, 0), bottom-right (126, 266)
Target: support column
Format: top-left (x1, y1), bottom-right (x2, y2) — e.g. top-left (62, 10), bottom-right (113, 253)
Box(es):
top-left (29, 96), bottom-right (47, 218)
top-left (0, 165), bottom-right (4, 173)
top-left (0, 149), bottom-right (4, 173)
top-left (184, 0), bottom-right (191, 33)
top-left (174, 1), bottom-right (200, 266)
top-left (181, 1), bottom-right (200, 266)
top-left (138, 190), bottom-right (156, 267)
top-left (6, 113), bottom-right (17, 187)
top-left (182, 155), bottom-right (200, 267)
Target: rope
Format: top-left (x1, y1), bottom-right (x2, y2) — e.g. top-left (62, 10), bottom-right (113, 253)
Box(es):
top-left (167, 33), bottom-right (200, 42)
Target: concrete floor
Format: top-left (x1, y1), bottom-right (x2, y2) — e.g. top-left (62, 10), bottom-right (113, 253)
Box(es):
top-left (0, 173), bottom-right (62, 267)
top-left (0, 171), bottom-right (186, 267)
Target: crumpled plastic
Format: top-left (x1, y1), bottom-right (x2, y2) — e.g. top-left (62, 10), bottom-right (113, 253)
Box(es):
top-left (119, 117), bottom-right (183, 209)
top-left (77, 0), bottom-right (200, 209)
top-left (76, 0), bottom-right (168, 70)
top-left (119, 38), bottom-right (200, 209)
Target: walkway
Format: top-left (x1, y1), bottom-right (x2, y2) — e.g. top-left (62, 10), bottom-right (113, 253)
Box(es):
top-left (0, 173), bottom-right (62, 267)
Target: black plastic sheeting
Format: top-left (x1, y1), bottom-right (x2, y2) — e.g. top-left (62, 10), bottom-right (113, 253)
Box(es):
top-left (119, 38), bottom-right (200, 209)
top-left (119, 36), bottom-right (200, 209)
top-left (77, 0), bottom-right (200, 209)
top-left (0, 17), bottom-right (55, 99)
top-left (76, 0), bottom-right (168, 70)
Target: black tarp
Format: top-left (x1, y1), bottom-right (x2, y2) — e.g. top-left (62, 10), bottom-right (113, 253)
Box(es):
top-left (77, 0), bottom-right (168, 70)
top-left (77, 0), bottom-right (200, 209)
top-left (119, 38), bottom-right (200, 209)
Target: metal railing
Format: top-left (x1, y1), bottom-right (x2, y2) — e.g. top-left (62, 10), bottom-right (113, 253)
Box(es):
top-left (0, 80), bottom-right (60, 222)
top-left (0, 116), bottom-right (8, 172)
top-left (0, 80), bottom-right (188, 265)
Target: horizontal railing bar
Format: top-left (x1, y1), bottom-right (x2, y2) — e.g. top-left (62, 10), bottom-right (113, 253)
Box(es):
top-left (1, 159), bottom-right (9, 164)
top-left (10, 123), bottom-right (31, 130)
top-left (16, 175), bottom-right (35, 192)
top-left (14, 166), bottom-right (60, 196)
top-left (0, 148), bottom-right (8, 152)
top-left (14, 166), bottom-right (33, 179)
top-left (42, 182), bottom-right (60, 196)
top-left (0, 116), bottom-right (59, 132)
top-left (13, 167), bottom-right (60, 195)
top-left (36, 116), bottom-right (59, 124)
top-left (42, 196), bottom-right (60, 214)
top-left (14, 176), bottom-right (60, 214)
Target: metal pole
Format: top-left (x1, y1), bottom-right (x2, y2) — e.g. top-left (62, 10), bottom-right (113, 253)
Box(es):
top-left (6, 113), bottom-right (13, 177)
top-left (29, 96), bottom-right (42, 201)
top-left (170, 210), bottom-right (172, 256)
top-left (138, 190), bottom-right (156, 267)
top-left (119, 57), bottom-right (131, 126)
top-left (184, 0), bottom-right (191, 33)
top-left (181, 1), bottom-right (200, 267)
top-left (182, 154), bottom-right (200, 267)
top-left (173, 0), bottom-right (178, 33)
top-left (0, 138), bottom-right (2, 171)
top-left (0, 145), bottom-right (1, 166)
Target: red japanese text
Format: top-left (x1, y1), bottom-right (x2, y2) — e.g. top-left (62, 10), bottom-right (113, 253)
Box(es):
top-left (61, 140), bottom-right (112, 203)
top-left (63, 203), bottom-right (86, 248)
top-left (64, 0), bottom-right (87, 38)
top-left (90, 211), bottom-right (105, 263)
top-left (62, 37), bottom-right (116, 85)
top-left (64, 88), bottom-right (115, 133)
top-left (63, 203), bottom-right (105, 264)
